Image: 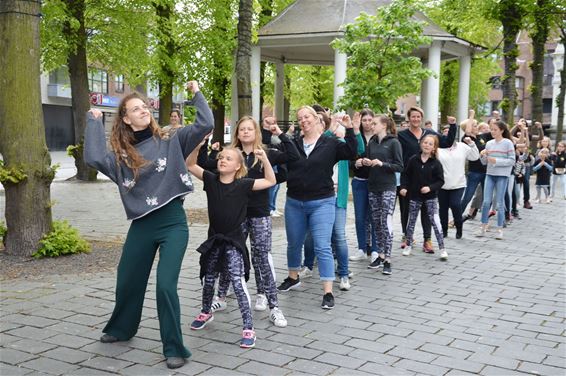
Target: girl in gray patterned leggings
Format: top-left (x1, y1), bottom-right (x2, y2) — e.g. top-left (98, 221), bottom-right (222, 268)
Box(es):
top-left (208, 116), bottom-right (300, 328)
top-left (365, 115), bottom-right (404, 275)
top-left (400, 135), bottom-right (446, 260)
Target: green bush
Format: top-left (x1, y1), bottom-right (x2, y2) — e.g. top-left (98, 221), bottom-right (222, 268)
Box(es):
top-left (33, 220), bottom-right (91, 258)
top-left (0, 221), bottom-right (6, 244)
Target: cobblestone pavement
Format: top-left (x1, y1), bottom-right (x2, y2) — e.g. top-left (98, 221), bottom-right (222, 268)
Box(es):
top-left (1, 153), bottom-right (565, 375)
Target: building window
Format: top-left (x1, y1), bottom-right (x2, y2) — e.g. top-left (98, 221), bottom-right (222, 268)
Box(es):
top-left (489, 76), bottom-right (501, 90)
top-left (88, 68), bottom-right (108, 94)
top-left (543, 98), bottom-right (553, 114)
top-left (115, 75), bottom-right (124, 92)
top-left (49, 66), bottom-right (70, 85)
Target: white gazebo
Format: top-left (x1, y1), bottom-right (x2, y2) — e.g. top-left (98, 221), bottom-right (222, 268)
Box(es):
top-left (232, 0), bottom-right (483, 129)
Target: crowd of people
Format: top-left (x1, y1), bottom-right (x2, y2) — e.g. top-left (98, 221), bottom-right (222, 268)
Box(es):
top-left (84, 84), bottom-right (565, 369)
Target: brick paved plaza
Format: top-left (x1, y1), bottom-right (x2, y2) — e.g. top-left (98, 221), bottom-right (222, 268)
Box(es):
top-left (1, 156), bottom-right (565, 375)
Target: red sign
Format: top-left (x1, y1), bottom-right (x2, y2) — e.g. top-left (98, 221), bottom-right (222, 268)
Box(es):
top-left (90, 93), bottom-right (103, 105)
top-left (149, 98), bottom-right (160, 110)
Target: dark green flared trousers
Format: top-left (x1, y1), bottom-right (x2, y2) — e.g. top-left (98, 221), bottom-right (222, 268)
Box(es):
top-left (103, 199), bottom-right (191, 358)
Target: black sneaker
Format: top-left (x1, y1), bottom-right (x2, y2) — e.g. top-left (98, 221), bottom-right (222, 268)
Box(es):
top-left (382, 261), bottom-right (392, 275)
top-left (321, 292), bottom-right (334, 309)
top-left (367, 257), bottom-right (383, 269)
top-left (277, 276), bottom-right (301, 292)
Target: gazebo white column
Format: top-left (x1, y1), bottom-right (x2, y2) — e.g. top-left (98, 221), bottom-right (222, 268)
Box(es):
top-left (457, 54), bottom-right (472, 123)
top-left (334, 50), bottom-right (347, 108)
top-left (251, 46), bottom-right (261, 121)
top-left (424, 41), bottom-right (442, 129)
top-left (551, 43), bottom-right (564, 129)
top-left (274, 61), bottom-right (285, 120)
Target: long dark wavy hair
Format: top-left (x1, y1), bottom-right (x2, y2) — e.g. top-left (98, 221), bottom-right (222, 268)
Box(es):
top-left (110, 93), bottom-right (164, 180)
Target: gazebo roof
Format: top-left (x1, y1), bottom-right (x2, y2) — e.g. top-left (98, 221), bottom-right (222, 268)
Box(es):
top-left (258, 0), bottom-right (482, 65)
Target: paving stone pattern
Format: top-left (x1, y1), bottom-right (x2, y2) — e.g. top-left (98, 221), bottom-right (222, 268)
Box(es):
top-left (1, 168), bottom-right (565, 375)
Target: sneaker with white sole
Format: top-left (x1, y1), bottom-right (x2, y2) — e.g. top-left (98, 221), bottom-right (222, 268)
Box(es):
top-left (440, 250), bottom-right (448, 260)
top-left (349, 249), bottom-right (367, 261)
top-left (401, 246), bottom-right (412, 256)
top-left (211, 296), bottom-right (227, 312)
top-left (474, 226), bottom-right (486, 237)
top-left (321, 292), bottom-right (335, 309)
top-left (190, 312), bottom-right (214, 330)
top-left (277, 276), bottom-right (301, 292)
top-left (240, 329), bottom-right (256, 348)
top-left (299, 266), bottom-right (313, 279)
top-left (269, 307), bottom-right (287, 327)
top-left (370, 252), bottom-right (379, 263)
top-left (254, 294), bottom-right (267, 311)
top-left (339, 276), bottom-right (351, 291)
top-left (495, 229), bottom-right (503, 240)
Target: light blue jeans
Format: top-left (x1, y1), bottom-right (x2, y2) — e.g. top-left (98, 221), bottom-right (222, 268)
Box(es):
top-left (268, 184), bottom-right (280, 212)
top-left (303, 204), bottom-right (349, 278)
top-left (481, 175), bottom-right (509, 227)
top-left (285, 196), bottom-right (335, 281)
top-left (332, 206), bottom-right (349, 278)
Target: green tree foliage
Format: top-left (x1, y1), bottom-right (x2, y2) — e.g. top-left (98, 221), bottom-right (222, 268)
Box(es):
top-left (492, 0), bottom-right (530, 124)
top-left (332, 0), bottom-right (432, 112)
top-left (423, 0), bottom-right (501, 120)
top-left (41, 0), bottom-right (152, 86)
top-left (286, 65), bottom-right (334, 113)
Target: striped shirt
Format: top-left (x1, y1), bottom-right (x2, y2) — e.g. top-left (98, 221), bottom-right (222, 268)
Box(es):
top-left (480, 138), bottom-right (515, 176)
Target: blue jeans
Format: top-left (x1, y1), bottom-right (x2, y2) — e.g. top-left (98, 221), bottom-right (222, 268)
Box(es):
top-left (303, 232), bottom-right (314, 270)
top-left (268, 184), bottom-right (280, 212)
top-left (285, 196), bottom-right (335, 281)
top-left (351, 179), bottom-right (378, 253)
top-left (332, 206), bottom-right (349, 278)
top-left (461, 171), bottom-right (485, 213)
top-left (481, 175), bottom-right (509, 227)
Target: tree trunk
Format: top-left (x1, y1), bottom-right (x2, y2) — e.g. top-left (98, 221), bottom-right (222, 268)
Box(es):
top-left (158, 82), bottom-right (173, 126)
top-left (236, 0), bottom-right (253, 117)
top-left (499, 0), bottom-right (522, 125)
top-left (154, 1), bottom-right (175, 126)
top-left (0, 0), bottom-right (54, 256)
top-left (529, 0), bottom-right (550, 124)
top-left (212, 77), bottom-right (228, 145)
top-left (64, 0), bottom-right (97, 181)
top-left (556, 34), bottom-right (566, 143)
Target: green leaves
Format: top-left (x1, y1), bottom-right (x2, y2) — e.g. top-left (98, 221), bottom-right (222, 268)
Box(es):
top-left (33, 220), bottom-right (91, 258)
top-left (332, 0), bottom-right (432, 112)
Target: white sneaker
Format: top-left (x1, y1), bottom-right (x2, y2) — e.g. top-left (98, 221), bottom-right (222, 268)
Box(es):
top-left (270, 210), bottom-right (282, 217)
top-left (370, 252), bottom-right (379, 263)
top-left (269, 307), bottom-right (287, 328)
top-left (440, 250), bottom-right (448, 260)
top-left (254, 294), bottom-right (268, 311)
top-left (401, 246), bottom-right (412, 256)
top-left (349, 249), bottom-right (367, 261)
top-left (546, 198), bottom-right (552, 203)
top-left (495, 229), bottom-right (503, 240)
top-left (339, 277), bottom-right (351, 291)
top-left (299, 267), bottom-right (313, 279)
top-left (474, 226), bottom-right (486, 237)
top-left (211, 296), bottom-right (227, 312)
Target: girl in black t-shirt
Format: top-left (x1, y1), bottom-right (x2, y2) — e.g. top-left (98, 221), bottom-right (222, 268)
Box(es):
top-left (185, 142), bottom-right (276, 349)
